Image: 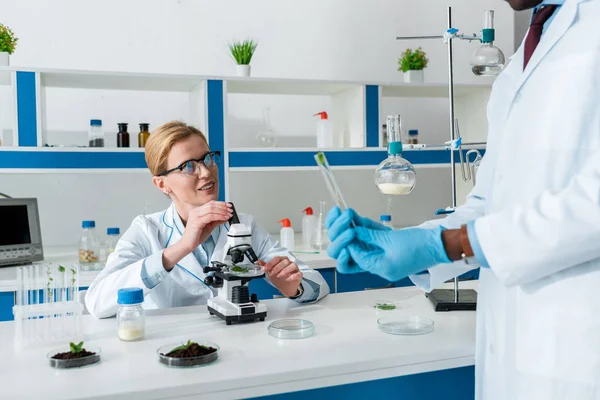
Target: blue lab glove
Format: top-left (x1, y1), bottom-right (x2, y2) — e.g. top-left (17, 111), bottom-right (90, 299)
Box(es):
top-left (329, 224), bottom-right (453, 282)
top-left (325, 207), bottom-right (391, 274)
top-left (326, 206), bottom-right (390, 242)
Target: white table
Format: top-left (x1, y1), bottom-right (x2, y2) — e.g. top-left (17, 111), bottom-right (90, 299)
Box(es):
top-left (0, 283), bottom-right (477, 400)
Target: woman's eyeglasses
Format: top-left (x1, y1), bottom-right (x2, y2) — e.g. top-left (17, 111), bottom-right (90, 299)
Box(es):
top-left (159, 151), bottom-right (221, 177)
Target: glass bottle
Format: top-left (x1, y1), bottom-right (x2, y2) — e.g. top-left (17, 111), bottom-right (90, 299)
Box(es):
top-left (88, 119), bottom-right (105, 147)
top-left (117, 288), bottom-right (145, 341)
top-left (79, 220), bottom-right (101, 271)
top-left (380, 215), bottom-right (393, 229)
top-left (375, 115), bottom-right (416, 195)
top-left (138, 123), bottom-right (150, 148)
top-left (106, 227), bottom-right (120, 260)
top-left (408, 129), bottom-right (419, 144)
top-left (117, 123), bottom-right (130, 148)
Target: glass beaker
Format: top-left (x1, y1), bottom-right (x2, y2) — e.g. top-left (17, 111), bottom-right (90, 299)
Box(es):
top-left (471, 10), bottom-right (505, 76)
top-left (255, 107), bottom-right (277, 147)
top-left (375, 115), bottom-right (416, 195)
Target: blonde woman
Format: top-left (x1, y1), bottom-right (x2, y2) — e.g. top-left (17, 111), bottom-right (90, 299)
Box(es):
top-left (85, 121), bottom-right (329, 318)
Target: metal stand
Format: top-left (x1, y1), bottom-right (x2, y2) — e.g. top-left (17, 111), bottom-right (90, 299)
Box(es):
top-left (397, 6), bottom-right (479, 312)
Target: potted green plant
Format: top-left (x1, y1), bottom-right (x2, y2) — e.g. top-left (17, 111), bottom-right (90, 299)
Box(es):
top-left (398, 47), bottom-right (428, 83)
top-left (0, 23), bottom-right (18, 66)
top-left (228, 38), bottom-right (258, 77)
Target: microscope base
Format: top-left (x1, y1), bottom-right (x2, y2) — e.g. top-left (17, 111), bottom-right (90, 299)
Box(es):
top-left (207, 306), bottom-right (267, 325)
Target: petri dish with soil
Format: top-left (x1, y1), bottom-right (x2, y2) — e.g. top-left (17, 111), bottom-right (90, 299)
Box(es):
top-left (47, 345), bottom-right (101, 369)
top-left (157, 340), bottom-right (219, 368)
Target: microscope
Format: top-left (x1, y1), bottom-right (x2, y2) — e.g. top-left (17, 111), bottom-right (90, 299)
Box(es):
top-left (204, 203), bottom-right (267, 325)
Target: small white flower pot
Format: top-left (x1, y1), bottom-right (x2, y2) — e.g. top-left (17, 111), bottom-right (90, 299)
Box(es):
top-left (237, 64), bottom-right (251, 77)
top-left (404, 69), bottom-right (424, 83)
top-left (0, 52), bottom-right (9, 67)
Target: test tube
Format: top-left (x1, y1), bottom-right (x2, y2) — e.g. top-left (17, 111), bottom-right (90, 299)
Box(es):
top-left (70, 265), bottom-right (78, 302)
top-left (16, 267), bottom-right (23, 307)
top-left (314, 152), bottom-right (351, 213)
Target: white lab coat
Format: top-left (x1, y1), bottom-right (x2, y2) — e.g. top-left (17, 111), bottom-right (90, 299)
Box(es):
top-left (85, 204), bottom-right (329, 319)
top-left (413, 1), bottom-right (600, 398)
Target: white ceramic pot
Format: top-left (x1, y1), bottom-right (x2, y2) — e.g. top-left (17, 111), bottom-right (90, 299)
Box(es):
top-left (0, 52), bottom-right (9, 67)
top-left (237, 64), bottom-right (251, 77)
top-left (403, 69), bottom-right (423, 83)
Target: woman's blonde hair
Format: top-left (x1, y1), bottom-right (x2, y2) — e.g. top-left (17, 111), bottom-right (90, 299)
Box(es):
top-left (145, 121), bottom-right (208, 176)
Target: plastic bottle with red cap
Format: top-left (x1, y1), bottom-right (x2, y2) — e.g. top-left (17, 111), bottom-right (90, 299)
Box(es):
top-left (277, 218), bottom-right (295, 251)
top-left (301, 207), bottom-right (317, 249)
top-left (314, 111), bottom-right (333, 149)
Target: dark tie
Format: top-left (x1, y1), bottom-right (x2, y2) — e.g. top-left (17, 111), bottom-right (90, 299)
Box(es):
top-left (523, 5), bottom-right (558, 70)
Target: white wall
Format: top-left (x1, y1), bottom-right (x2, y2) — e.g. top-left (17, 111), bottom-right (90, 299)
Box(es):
top-left (0, 0), bottom-right (517, 247)
top-left (3, 0), bottom-right (515, 83)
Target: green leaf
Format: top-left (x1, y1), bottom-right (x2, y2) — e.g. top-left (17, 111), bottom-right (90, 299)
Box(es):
top-left (58, 265), bottom-right (65, 273)
top-left (0, 24), bottom-right (18, 54)
top-left (70, 341), bottom-right (84, 353)
top-left (170, 339), bottom-right (194, 352)
top-left (374, 303), bottom-right (396, 310)
top-left (231, 265), bottom-right (249, 273)
top-left (228, 38), bottom-right (258, 65)
top-left (398, 47), bottom-right (428, 72)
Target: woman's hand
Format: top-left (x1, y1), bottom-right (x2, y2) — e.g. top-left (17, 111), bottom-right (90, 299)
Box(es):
top-left (163, 201), bottom-right (232, 271)
top-left (179, 201), bottom-right (233, 251)
top-left (259, 257), bottom-right (304, 298)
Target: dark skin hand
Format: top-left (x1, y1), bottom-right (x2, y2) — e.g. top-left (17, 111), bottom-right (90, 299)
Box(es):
top-left (505, 0), bottom-right (543, 11)
top-left (442, 229), bottom-right (464, 262)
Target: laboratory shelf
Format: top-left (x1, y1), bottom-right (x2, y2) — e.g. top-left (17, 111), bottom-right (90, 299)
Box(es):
top-left (228, 148), bottom-right (486, 169)
top-left (0, 66), bottom-right (492, 96)
top-left (0, 67), bottom-right (206, 92)
top-left (381, 82), bottom-right (492, 98)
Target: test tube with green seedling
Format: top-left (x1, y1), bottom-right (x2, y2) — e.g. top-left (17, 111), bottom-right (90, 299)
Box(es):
top-left (314, 152), bottom-right (354, 227)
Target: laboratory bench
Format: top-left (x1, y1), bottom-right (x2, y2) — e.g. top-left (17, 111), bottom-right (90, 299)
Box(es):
top-left (0, 282), bottom-right (477, 400)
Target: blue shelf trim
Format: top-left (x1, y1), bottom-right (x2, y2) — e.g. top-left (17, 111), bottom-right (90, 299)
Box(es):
top-left (229, 149), bottom-right (485, 168)
top-left (0, 149), bottom-right (485, 169)
top-left (207, 80), bottom-right (225, 201)
top-left (0, 151), bottom-right (147, 169)
top-left (16, 71), bottom-right (38, 147)
top-left (365, 85), bottom-right (379, 147)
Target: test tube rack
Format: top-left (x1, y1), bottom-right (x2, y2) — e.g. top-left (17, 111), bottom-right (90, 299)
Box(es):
top-left (12, 264), bottom-right (83, 349)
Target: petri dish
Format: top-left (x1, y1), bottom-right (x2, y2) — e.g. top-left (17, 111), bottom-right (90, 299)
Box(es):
top-left (268, 319), bottom-right (315, 339)
top-left (371, 299), bottom-right (400, 311)
top-left (228, 265), bottom-right (265, 278)
top-left (47, 346), bottom-right (101, 369)
top-left (157, 340), bottom-right (219, 368)
top-left (377, 316), bottom-right (434, 335)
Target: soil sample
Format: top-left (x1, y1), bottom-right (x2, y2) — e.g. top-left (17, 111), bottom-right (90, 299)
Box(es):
top-left (50, 348), bottom-right (100, 369)
top-left (159, 341), bottom-right (218, 368)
